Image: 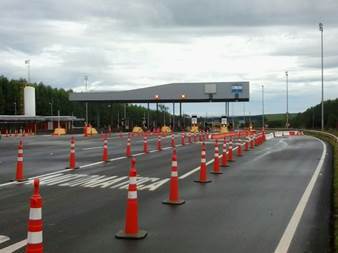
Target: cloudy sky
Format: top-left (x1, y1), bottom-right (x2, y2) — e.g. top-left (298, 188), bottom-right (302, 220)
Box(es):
top-left (1, 0), bottom-right (337, 116)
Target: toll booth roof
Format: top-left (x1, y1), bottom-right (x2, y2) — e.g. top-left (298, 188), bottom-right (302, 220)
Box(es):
top-left (69, 82), bottom-right (250, 103)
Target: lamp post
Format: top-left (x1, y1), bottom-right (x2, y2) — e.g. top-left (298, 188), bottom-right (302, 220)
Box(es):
top-left (262, 85), bottom-right (265, 130)
top-left (14, 102), bottom-right (17, 115)
top-left (25, 59), bottom-right (30, 83)
top-left (319, 22), bottom-right (324, 130)
top-left (285, 71), bottom-right (289, 128)
top-left (84, 75), bottom-right (88, 124)
top-left (49, 101), bottom-right (53, 116)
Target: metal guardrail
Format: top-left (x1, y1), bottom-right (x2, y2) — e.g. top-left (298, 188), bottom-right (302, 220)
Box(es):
top-left (303, 129), bottom-right (338, 143)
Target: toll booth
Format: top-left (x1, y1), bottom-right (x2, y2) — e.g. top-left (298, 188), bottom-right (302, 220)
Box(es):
top-left (191, 115), bottom-right (198, 133)
top-left (220, 116), bottom-right (229, 133)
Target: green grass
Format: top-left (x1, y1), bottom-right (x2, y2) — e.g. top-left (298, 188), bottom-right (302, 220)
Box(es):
top-left (265, 113), bottom-right (297, 121)
top-left (304, 131), bottom-right (337, 252)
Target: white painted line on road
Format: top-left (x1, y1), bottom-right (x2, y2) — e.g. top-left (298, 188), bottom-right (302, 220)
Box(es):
top-left (0, 235), bottom-right (10, 244)
top-left (82, 146), bottom-right (101, 150)
top-left (0, 239), bottom-right (26, 253)
top-left (273, 139), bottom-right (326, 253)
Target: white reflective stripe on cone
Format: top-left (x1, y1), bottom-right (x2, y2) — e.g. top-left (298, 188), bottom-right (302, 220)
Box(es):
top-left (18, 149), bottom-right (23, 154)
top-left (201, 158), bottom-right (206, 163)
top-left (71, 144), bottom-right (75, 148)
top-left (172, 161), bottom-right (178, 167)
top-left (129, 177), bottom-right (137, 185)
top-left (128, 191), bottom-right (137, 199)
top-left (17, 157), bottom-right (23, 162)
top-left (29, 208), bottom-right (42, 220)
top-left (201, 151), bottom-right (206, 155)
top-left (27, 231), bottom-right (43, 244)
top-left (171, 171), bottom-right (178, 177)
top-left (70, 150), bottom-right (75, 153)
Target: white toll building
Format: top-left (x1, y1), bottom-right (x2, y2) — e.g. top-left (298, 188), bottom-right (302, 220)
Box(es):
top-left (0, 86), bottom-right (83, 135)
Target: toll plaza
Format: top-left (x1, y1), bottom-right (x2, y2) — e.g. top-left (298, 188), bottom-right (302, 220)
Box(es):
top-left (69, 82), bottom-right (250, 132)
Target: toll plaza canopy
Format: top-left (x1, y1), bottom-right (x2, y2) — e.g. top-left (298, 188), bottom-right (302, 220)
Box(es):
top-left (69, 82), bottom-right (250, 103)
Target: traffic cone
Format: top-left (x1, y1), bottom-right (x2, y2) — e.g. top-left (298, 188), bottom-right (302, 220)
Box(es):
top-left (244, 140), bottom-right (249, 151)
top-left (188, 133), bottom-right (192, 144)
top-left (115, 158), bottom-right (147, 239)
top-left (67, 137), bottom-right (78, 170)
top-left (211, 140), bottom-right (223, 174)
top-left (16, 140), bottom-right (25, 181)
top-left (194, 143), bottom-right (212, 183)
top-left (193, 133), bottom-right (197, 143)
top-left (221, 138), bottom-right (229, 167)
top-left (236, 143), bottom-right (242, 157)
top-left (143, 136), bottom-right (148, 154)
top-left (181, 132), bottom-right (185, 145)
top-left (228, 138), bottom-right (234, 162)
top-left (157, 135), bottom-right (162, 151)
top-left (102, 135), bottom-right (108, 162)
top-left (126, 137), bottom-right (132, 157)
top-left (171, 134), bottom-right (175, 148)
top-left (163, 150), bottom-right (185, 205)
top-left (26, 178), bottom-right (43, 253)
top-left (199, 133), bottom-right (202, 142)
top-left (250, 136), bottom-right (255, 149)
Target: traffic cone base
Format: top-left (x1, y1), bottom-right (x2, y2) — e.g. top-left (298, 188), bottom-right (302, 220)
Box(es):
top-left (194, 179), bottom-right (212, 183)
top-left (210, 171), bottom-right (223, 174)
top-left (162, 199), bottom-right (185, 205)
top-left (115, 230), bottom-right (147, 240)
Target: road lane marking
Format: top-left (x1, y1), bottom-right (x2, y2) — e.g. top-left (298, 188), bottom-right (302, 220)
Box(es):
top-left (0, 239), bottom-right (26, 253)
top-left (0, 235), bottom-right (10, 244)
top-left (273, 138), bottom-right (326, 253)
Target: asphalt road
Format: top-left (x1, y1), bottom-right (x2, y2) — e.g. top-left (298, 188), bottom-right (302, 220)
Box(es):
top-left (0, 133), bottom-right (332, 253)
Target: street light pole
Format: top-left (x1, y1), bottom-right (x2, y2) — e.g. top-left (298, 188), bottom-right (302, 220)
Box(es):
top-left (285, 71), bottom-right (289, 128)
top-left (14, 102), bottom-right (17, 115)
top-left (84, 75), bottom-right (88, 124)
top-left (319, 22), bottom-right (324, 130)
top-left (25, 59), bottom-right (31, 83)
top-left (262, 85), bottom-right (265, 130)
top-left (49, 101), bottom-right (53, 116)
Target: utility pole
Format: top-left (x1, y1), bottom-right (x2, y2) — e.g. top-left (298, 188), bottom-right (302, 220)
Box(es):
top-left (84, 75), bottom-right (88, 124)
top-left (25, 59), bottom-right (31, 83)
top-left (262, 85), bottom-right (265, 130)
top-left (285, 71), bottom-right (289, 128)
top-left (319, 22), bottom-right (324, 130)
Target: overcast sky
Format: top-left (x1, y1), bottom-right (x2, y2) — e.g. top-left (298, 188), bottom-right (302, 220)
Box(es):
top-left (0, 0), bottom-right (337, 116)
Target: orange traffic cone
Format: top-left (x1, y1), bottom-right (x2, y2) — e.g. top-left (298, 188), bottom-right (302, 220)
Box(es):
top-left (163, 150), bottom-right (185, 205)
top-left (199, 133), bottom-right (202, 142)
top-left (67, 137), bottom-right (78, 170)
top-left (26, 178), bottom-right (43, 253)
top-left (194, 142), bottom-right (212, 183)
top-left (237, 143), bottom-right (242, 157)
top-left (188, 133), bottom-right (192, 144)
top-left (211, 140), bottom-right (223, 174)
top-left (250, 136), bottom-right (255, 149)
top-left (157, 135), bottom-right (162, 151)
top-left (126, 137), bottom-right (132, 157)
top-left (228, 138), bottom-right (234, 162)
top-left (171, 134), bottom-right (175, 148)
top-left (143, 136), bottom-right (148, 154)
top-left (193, 133), bottom-right (197, 143)
top-left (115, 158), bottom-right (147, 239)
top-left (102, 135), bottom-right (108, 162)
top-left (181, 132), bottom-right (185, 145)
top-left (16, 140), bottom-right (25, 181)
top-left (221, 138), bottom-right (229, 167)
top-left (244, 140), bottom-right (249, 151)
